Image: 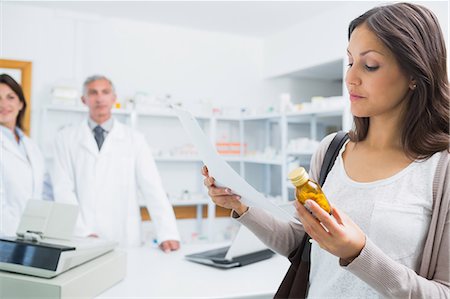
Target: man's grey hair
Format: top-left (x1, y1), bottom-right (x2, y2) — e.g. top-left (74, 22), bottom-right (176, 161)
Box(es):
top-left (82, 75), bottom-right (116, 96)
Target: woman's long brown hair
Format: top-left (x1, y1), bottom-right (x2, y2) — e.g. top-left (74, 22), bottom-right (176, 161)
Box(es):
top-left (348, 3), bottom-right (449, 160)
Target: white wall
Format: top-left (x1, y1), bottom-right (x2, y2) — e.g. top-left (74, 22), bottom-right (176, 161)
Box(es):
top-left (263, 1), bottom-right (449, 78)
top-left (79, 16), bottom-right (265, 105)
top-left (2, 3), bottom-right (265, 138)
top-left (3, 2), bottom-right (447, 137)
top-left (2, 5), bottom-right (76, 137)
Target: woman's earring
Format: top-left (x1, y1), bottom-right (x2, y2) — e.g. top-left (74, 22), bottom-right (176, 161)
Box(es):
top-left (411, 84), bottom-right (417, 90)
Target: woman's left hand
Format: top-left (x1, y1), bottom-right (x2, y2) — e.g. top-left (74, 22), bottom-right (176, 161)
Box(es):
top-left (296, 199), bottom-right (366, 262)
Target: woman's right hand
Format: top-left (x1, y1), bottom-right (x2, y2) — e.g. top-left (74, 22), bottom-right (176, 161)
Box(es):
top-left (201, 165), bottom-right (248, 216)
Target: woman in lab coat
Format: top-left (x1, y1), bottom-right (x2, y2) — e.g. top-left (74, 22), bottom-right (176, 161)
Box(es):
top-left (0, 74), bottom-right (53, 236)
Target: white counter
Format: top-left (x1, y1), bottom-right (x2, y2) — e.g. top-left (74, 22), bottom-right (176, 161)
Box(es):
top-left (99, 243), bottom-right (290, 299)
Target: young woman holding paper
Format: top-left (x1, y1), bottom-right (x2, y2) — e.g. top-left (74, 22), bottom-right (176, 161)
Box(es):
top-left (203, 3), bottom-right (449, 298)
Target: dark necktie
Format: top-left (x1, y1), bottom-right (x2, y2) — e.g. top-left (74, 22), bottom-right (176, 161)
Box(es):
top-left (93, 125), bottom-right (105, 150)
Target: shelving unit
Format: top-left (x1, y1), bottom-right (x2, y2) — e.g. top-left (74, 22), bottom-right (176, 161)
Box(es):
top-left (40, 101), bottom-right (348, 239)
top-left (133, 109), bottom-right (217, 240)
top-left (212, 106), bottom-right (347, 202)
top-left (279, 58), bottom-right (349, 201)
top-left (40, 58), bottom-right (350, 240)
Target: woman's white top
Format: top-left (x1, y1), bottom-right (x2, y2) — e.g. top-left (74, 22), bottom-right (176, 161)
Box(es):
top-left (307, 140), bottom-right (441, 299)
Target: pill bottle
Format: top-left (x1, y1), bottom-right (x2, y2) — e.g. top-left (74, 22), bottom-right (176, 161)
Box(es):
top-left (288, 167), bottom-right (332, 214)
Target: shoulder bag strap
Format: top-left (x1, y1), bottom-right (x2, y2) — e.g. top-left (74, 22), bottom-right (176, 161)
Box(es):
top-left (319, 131), bottom-right (349, 186)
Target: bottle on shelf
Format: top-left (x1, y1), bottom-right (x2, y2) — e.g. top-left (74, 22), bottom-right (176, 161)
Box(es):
top-left (288, 167), bottom-right (332, 214)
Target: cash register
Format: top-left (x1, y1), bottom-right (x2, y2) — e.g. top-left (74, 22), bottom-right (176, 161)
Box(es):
top-left (0, 200), bottom-right (117, 278)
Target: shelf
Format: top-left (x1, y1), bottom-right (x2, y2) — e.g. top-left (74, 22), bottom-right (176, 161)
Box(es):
top-left (46, 105), bottom-right (210, 119)
top-left (45, 105), bottom-right (132, 115)
top-left (137, 109), bottom-right (210, 120)
top-left (214, 113), bottom-right (282, 121)
top-left (285, 107), bottom-right (344, 118)
top-left (241, 113), bottom-right (281, 121)
top-left (286, 151), bottom-right (315, 156)
top-left (154, 155), bottom-right (283, 166)
top-left (154, 156), bottom-right (202, 162)
top-left (170, 198), bottom-right (210, 206)
top-left (45, 105), bottom-right (344, 121)
top-left (49, 153), bottom-right (203, 163)
top-left (219, 155), bottom-right (282, 165)
top-left (241, 157), bottom-right (283, 165)
top-left (214, 115), bottom-right (242, 121)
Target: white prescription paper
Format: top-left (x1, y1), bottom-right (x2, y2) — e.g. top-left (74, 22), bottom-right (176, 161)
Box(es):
top-left (173, 106), bottom-right (296, 223)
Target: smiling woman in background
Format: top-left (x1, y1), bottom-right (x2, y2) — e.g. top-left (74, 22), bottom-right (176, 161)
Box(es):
top-left (0, 73), bottom-right (53, 236)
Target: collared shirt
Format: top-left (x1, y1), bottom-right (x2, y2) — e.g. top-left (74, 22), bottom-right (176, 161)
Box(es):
top-left (88, 117), bottom-right (113, 140)
top-left (0, 125), bottom-right (27, 159)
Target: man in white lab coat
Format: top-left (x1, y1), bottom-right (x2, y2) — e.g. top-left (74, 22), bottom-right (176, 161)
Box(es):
top-left (52, 75), bottom-right (180, 251)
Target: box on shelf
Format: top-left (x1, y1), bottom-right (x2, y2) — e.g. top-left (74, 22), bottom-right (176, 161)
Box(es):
top-left (310, 96), bottom-right (346, 109)
top-left (287, 138), bottom-right (319, 153)
top-left (216, 142), bottom-right (247, 155)
top-left (51, 86), bottom-right (79, 106)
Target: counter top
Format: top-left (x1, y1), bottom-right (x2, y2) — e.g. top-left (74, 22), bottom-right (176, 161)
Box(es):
top-left (99, 242), bottom-right (290, 298)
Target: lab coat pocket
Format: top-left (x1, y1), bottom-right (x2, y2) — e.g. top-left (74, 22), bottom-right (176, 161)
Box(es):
top-left (368, 202), bottom-right (429, 261)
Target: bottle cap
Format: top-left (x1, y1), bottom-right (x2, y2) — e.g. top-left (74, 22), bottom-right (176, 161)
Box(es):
top-left (288, 167), bottom-right (309, 187)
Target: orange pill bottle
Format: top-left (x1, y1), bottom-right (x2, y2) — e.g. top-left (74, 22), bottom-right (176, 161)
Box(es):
top-left (288, 167), bottom-right (332, 214)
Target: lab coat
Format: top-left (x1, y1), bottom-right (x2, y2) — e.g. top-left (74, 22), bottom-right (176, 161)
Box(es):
top-left (0, 130), bottom-right (48, 236)
top-left (52, 119), bottom-right (179, 247)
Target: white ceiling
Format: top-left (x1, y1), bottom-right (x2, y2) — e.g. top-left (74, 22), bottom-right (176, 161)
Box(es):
top-left (13, 1), bottom-right (345, 38)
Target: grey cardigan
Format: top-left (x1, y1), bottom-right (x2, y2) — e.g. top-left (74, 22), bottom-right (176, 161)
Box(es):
top-left (236, 135), bottom-right (450, 298)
